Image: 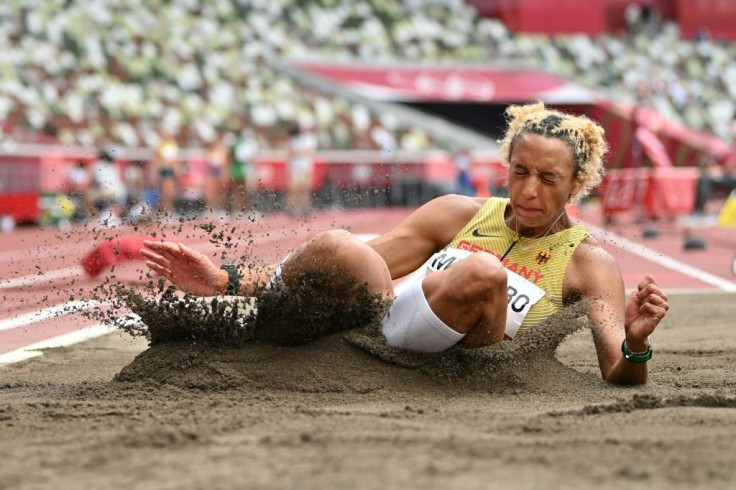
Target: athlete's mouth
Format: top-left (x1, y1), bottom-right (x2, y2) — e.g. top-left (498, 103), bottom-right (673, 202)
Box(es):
top-left (516, 204), bottom-right (541, 215)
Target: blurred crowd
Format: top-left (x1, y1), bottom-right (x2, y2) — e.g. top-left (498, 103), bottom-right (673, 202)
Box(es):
top-left (505, 19), bottom-right (736, 144)
top-left (0, 0), bottom-right (734, 152)
top-left (0, 0), bottom-right (488, 153)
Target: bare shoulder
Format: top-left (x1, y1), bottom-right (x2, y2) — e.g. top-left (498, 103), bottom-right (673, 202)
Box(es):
top-left (421, 193), bottom-right (486, 214)
top-left (399, 194), bottom-right (486, 243)
top-left (565, 235), bottom-right (623, 299)
top-left (369, 194), bottom-right (486, 278)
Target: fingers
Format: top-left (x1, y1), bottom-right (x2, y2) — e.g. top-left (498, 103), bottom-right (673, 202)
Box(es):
top-left (142, 240), bottom-right (182, 263)
top-left (639, 286), bottom-right (669, 307)
top-left (145, 260), bottom-right (169, 276)
top-left (178, 242), bottom-right (206, 263)
top-left (140, 247), bottom-right (163, 262)
top-left (637, 274), bottom-right (656, 292)
top-left (142, 241), bottom-right (204, 267)
top-left (142, 240), bottom-right (179, 254)
top-left (141, 241), bottom-right (187, 276)
top-left (637, 279), bottom-right (670, 321)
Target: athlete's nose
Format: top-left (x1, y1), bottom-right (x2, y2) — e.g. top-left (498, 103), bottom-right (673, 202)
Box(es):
top-left (521, 177), bottom-right (539, 198)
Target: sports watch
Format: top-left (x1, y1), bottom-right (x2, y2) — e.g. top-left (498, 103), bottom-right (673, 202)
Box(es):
top-left (220, 264), bottom-right (240, 295)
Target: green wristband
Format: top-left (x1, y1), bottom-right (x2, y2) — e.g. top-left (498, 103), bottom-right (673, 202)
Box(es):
top-left (621, 339), bottom-right (652, 363)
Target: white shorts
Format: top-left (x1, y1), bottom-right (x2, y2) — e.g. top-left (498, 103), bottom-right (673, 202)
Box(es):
top-left (381, 278), bottom-right (464, 353)
top-left (266, 254), bottom-right (290, 290)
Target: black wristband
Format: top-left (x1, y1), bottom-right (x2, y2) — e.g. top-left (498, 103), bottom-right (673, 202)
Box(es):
top-left (220, 264), bottom-right (240, 295)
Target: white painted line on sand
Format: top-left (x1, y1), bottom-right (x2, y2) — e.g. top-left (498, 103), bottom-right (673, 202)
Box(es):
top-left (0, 323), bottom-right (116, 365)
top-left (0, 300), bottom-right (100, 332)
top-left (585, 222), bottom-right (736, 292)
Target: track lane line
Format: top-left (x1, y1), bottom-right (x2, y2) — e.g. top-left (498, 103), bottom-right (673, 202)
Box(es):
top-left (0, 300), bottom-right (101, 331)
top-left (0, 323), bottom-right (116, 365)
top-left (0, 267), bottom-right (85, 291)
top-left (585, 222), bottom-right (736, 292)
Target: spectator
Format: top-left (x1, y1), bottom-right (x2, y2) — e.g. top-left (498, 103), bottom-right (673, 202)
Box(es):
top-left (63, 160), bottom-right (91, 222)
top-left (286, 121), bottom-right (318, 218)
top-left (453, 149), bottom-right (474, 196)
top-left (87, 149), bottom-right (126, 224)
top-left (152, 131), bottom-right (181, 215)
top-left (229, 129), bottom-right (258, 215)
top-left (203, 133), bottom-right (230, 214)
top-left (123, 160), bottom-right (149, 221)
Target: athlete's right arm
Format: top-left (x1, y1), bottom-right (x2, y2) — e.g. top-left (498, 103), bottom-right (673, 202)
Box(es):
top-left (141, 241), bottom-right (276, 296)
top-left (368, 194), bottom-right (484, 280)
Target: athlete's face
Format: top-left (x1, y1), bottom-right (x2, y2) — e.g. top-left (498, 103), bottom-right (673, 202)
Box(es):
top-left (507, 133), bottom-right (581, 235)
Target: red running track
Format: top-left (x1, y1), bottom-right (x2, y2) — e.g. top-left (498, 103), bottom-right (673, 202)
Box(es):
top-left (1, 206), bottom-right (734, 363)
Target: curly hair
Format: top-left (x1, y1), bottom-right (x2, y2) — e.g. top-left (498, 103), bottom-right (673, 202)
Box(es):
top-left (498, 102), bottom-right (608, 202)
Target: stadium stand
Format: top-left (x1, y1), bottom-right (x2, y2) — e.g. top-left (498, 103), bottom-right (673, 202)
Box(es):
top-left (0, 1), bottom-right (733, 148)
top-left (0, 0), bottom-right (496, 151)
top-left (0, 0), bottom-right (734, 224)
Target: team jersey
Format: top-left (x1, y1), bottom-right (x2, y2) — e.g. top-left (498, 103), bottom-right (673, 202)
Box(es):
top-left (445, 197), bottom-right (589, 333)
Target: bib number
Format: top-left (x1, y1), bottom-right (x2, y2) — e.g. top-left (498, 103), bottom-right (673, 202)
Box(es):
top-left (424, 249), bottom-right (546, 339)
top-left (504, 269), bottom-right (545, 339)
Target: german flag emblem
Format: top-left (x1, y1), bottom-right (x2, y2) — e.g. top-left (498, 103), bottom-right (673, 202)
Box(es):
top-left (535, 251), bottom-right (551, 265)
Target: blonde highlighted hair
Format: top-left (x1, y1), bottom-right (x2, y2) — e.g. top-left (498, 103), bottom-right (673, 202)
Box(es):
top-left (498, 102), bottom-right (608, 202)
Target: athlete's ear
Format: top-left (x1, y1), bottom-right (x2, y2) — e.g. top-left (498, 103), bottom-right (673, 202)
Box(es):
top-left (569, 180), bottom-right (582, 202)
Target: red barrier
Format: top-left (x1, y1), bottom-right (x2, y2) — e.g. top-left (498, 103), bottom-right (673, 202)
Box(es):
top-left (643, 166), bottom-right (699, 218)
top-left (602, 167), bottom-right (698, 218)
top-left (0, 193), bottom-right (39, 223)
top-left (601, 168), bottom-right (650, 214)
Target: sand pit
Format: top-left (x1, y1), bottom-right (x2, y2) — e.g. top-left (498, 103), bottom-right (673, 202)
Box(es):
top-left (1, 293), bottom-right (735, 489)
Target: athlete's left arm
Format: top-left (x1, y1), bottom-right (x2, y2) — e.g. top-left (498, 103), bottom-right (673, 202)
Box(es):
top-left (565, 240), bottom-right (670, 385)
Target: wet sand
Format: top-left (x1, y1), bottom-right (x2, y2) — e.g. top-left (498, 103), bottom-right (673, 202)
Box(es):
top-left (1, 292), bottom-right (735, 489)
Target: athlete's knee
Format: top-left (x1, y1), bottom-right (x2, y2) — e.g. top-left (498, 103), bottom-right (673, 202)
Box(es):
top-left (310, 229), bottom-right (352, 252)
top-left (293, 229), bottom-right (391, 295)
top-left (451, 252), bottom-right (506, 299)
top-left (308, 230), bottom-right (373, 267)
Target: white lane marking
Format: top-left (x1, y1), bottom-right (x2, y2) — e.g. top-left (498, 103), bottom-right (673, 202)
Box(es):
top-left (0, 240), bottom-right (97, 263)
top-left (0, 323), bottom-right (116, 365)
top-left (0, 266), bottom-right (83, 291)
top-left (0, 301), bottom-right (100, 332)
top-left (585, 223), bottom-right (736, 292)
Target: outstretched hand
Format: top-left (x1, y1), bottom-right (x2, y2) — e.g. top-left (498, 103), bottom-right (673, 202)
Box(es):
top-left (624, 274), bottom-right (669, 344)
top-left (141, 241), bottom-right (225, 296)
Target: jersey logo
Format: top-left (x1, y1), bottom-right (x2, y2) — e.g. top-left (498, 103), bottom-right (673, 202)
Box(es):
top-left (535, 251), bottom-right (551, 265)
top-left (472, 229), bottom-right (501, 238)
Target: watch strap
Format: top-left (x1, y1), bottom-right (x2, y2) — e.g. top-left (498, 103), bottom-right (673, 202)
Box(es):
top-left (621, 339), bottom-right (653, 362)
top-left (220, 264), bottom-right (240, 295)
